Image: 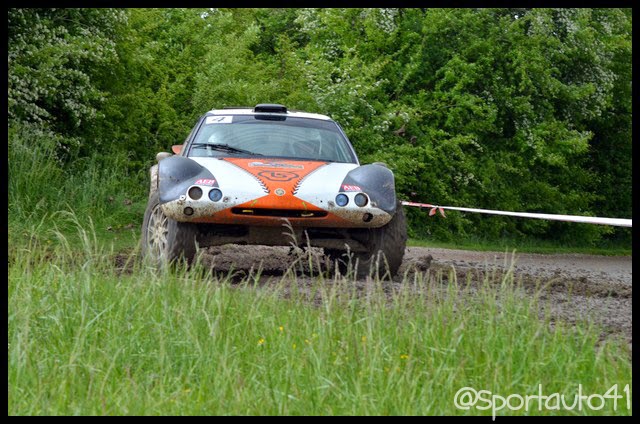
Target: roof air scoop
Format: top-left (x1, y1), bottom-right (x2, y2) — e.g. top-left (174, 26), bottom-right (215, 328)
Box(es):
top-left (254, 104), bottom-right (287, 113)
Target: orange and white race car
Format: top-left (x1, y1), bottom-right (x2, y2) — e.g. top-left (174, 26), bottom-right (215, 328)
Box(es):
top-left (141, 104), bottom-right (407, 277)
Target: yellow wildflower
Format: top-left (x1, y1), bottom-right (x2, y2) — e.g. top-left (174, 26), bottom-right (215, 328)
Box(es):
top-left (400, 354), bottom-right (409, 360)
top-left (258, 338), bottom-right (265, 345)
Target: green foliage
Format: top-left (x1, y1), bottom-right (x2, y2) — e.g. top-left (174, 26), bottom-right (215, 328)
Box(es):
top-left (7, 7), bottom-right (632, 246)
top-left (8, 8), bottom-right (126, 159)
top-left (88, 8), bottom-right (212, 162)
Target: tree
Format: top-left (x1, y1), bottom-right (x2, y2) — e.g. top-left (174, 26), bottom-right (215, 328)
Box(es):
top-left (8, 8), bottom-right (126, 158)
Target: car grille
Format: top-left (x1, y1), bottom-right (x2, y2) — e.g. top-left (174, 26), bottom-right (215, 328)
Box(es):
top-left (231, 208), bottom-right (328, 218)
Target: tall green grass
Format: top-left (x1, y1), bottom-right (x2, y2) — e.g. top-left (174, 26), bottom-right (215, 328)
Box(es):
top-left (8, 124), bottom-right (146, 251)
top-left (8, 214), bottom-right (632, 415)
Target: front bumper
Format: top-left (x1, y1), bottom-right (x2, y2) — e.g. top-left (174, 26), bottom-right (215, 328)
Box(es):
top-left (160, 185), bottom-right (392, 228)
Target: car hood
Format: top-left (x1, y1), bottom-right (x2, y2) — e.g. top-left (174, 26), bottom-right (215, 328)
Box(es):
top-left (191, 157), bottom-right (359, 201)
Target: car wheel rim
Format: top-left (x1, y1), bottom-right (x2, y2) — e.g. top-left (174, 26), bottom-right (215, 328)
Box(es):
top-left (147, 204), bottom-right (169, 261)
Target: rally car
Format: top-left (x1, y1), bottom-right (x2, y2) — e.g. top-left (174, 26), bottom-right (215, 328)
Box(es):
top-left (141, 104), bottom-right (407, 277)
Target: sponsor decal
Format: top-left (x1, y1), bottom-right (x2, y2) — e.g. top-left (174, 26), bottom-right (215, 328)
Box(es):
top-left (274, 188), bottom-right (286, 196)
top-left (342, 184), bottom-right (362, 192)
top-left (258, 170), bottom-right (299, 182)
top-left (249, 161), bottom-right (304, 169)
top-left (205, 115), bottom-right (233, 124)
top-left (195, 178), bottom-right (216, 186)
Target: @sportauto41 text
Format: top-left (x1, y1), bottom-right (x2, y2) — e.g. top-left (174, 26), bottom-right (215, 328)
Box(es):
top-left (454, 384), bottom-right (631, 418)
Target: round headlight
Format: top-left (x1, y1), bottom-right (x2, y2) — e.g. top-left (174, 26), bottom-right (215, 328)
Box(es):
top-left (354, 193), bottom-right (368, 207)
top-left (209, 188), bottom-right (223, 202)
top-left (188, 186), bottom-right (203, 200)
top-left (335, 193), bottom-right (349, 207)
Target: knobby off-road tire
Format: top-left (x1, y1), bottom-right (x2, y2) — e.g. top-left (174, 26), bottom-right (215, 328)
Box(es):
top-left (328, 202), bottom-right (407, 279)
top-left (141, 190), bottom-right (198, 267)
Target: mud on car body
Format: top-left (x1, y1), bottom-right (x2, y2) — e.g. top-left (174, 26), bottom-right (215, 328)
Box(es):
top-left (141, 104), bottom-right (407, 277)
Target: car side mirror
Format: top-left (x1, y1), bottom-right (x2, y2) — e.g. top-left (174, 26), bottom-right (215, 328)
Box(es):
top-left (171, 144), bottom-right (183, 155)
top-left (156, 152), bottom-right (172, 162)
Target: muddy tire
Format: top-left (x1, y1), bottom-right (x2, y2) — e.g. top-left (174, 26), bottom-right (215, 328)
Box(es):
top-left (328, 202), bottom-right (407, 278)
top-left (141, 191), bottom-right (198, 266)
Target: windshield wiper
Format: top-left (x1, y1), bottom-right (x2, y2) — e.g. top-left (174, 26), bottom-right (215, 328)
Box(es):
top-left (190, 143), bottom-right (262, 156)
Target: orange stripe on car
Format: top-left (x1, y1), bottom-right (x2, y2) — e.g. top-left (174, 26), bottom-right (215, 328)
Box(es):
top-left (223, 158), bottom-right (325, 208)
top-left (190, 158), bottom-right (351, 226)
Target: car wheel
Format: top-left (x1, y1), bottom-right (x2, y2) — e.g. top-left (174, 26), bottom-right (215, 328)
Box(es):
top-left (141, 191), bottom-right (198, 266)
top-left (327, 202), bottom-right (407, 279)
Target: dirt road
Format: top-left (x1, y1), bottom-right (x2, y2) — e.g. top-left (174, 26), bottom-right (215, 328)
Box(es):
top-left (405, 247), bottom-right (632, 348)
top-left (199, 244), bottom-right (632, 347)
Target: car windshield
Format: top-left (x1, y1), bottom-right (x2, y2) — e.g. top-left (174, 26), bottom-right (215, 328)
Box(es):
top-left (187, 114), bottom-right (357, 163)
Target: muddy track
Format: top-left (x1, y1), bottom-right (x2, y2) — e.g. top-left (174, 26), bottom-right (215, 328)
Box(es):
top-left (114, 243), bottom-right (632, 348)
top-left (411, 248), bottom-right (632, 349)
top-left (192, 244), bottom-right (632, 349)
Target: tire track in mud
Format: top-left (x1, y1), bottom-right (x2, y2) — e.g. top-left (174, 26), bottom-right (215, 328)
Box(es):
top-left (196, 245), bottom-right (632, 348)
